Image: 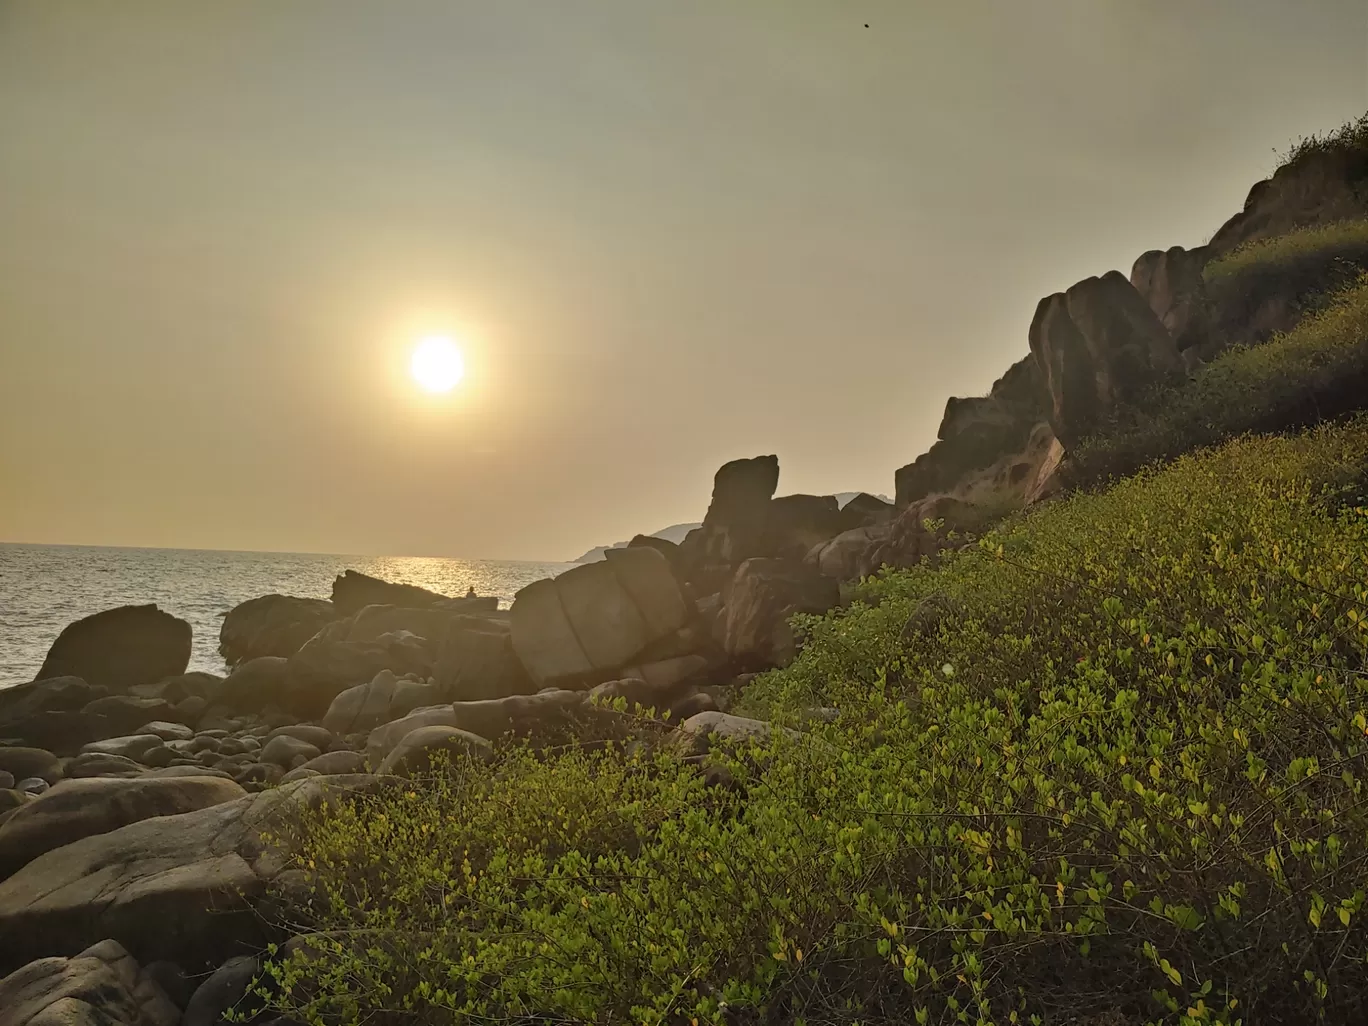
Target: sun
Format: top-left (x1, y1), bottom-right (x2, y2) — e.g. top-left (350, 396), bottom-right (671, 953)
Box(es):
top-left (410, 335), bottom-right (465, 394)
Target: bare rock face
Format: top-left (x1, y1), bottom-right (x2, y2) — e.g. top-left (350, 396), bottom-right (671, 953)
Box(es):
top-left (283, 620), bottom-right (431, 717)
top-left (510, 547), bottom-right (690, 689)
top-left (862, 493), bottom-right (989, 575)
top-left (0, 775), bottom-right (386, 974)
top-left (718, 559), bottom-right (840, 669)
top-left (432, 616), bottom-right (534, 701)
top-left (0, 938), bottom-right (180, 1026)
top-left (1130, 245), bottom-right (1211, 353)
top-left (0, 775), bottom-right (247, 881)
top-left (677, 455), bottom-right (781, 588)
top-left (1028, 271), bottom-right (1181, 447)
top-left (1207, 141), bottom-right (1368, 257)
top-left (894, 355), bottom-right (1048, 508)
top-left (35, 606), bottom-right (191, 694)
top-left (764, 495), bottom-right (844, 560)
top-left (218, 594), bottom-right (337, 668)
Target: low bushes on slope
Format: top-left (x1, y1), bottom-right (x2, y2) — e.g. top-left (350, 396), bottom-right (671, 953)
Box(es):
top-left (258, 424), bottom-right (1368, 1025)
top-left (1071, 275), bottom-right (1368, 486)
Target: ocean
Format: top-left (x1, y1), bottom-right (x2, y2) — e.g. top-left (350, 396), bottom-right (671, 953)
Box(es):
top-left (0, 543), bottom-right (571, 687)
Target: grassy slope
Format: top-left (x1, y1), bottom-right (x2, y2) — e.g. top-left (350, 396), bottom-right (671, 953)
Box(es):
top-left (259, 416), bottom-right (1368, 1025)
top-left (255, 126), bottom-right (1368, 1026)
top-left (1071, 274), bottom-right (1368, 486)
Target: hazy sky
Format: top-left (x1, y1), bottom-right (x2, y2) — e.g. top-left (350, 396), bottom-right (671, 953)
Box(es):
top-left (1, 2), bottom-right (1364, 561)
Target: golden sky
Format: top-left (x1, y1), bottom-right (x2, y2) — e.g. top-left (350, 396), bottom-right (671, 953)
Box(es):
top-left (1, 1), bottom-right (1364, 561)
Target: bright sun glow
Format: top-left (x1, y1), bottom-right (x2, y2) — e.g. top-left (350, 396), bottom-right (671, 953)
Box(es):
top-left (410, 335), bottom-right (465, 393)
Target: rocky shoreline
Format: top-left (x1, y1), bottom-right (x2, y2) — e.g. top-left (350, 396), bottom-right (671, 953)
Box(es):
top-left (3, 126), bottom-right (1367, 1024)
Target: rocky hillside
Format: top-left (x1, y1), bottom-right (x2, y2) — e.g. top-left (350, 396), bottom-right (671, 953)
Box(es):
top-left (2, 113), bottom-right (1368, 1025)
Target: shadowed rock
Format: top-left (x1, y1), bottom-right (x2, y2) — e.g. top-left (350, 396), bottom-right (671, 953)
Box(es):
top-left (511, 547), bottom-right (689, 688)
top-left (1028, 271), bottom-right (1180, 447)
top-left (218, 594), bottom-right (337, 668)
top-left (0, 775), bottom-right (246, 880)
top-left (0, 938), bottom-right (179, 1026)
top-left (35, 606), bottom-right (191, 694)
top-left (718, 559), bottom-right (839, 668)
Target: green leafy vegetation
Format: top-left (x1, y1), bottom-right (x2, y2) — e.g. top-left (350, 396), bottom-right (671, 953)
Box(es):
top-left (1203, 219), bottom-right (1368, 284)
top-left (1275, 111), bottom-right (1368, 178)
top-left (1071, 275), bottom-right (1368, 486)
top-left (257, 420), bottom-right (1368, 1025)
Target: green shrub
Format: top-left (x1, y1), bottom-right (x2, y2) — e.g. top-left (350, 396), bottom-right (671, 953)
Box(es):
top-left (259, 424), bottom-right (1368, 1025)
top-left (1070, 275), bottom-right (1368, 485)
top-left (1275, 111), bottom-right (1368, 179)
top-left (1204, 220), bottom-right (1368, 284)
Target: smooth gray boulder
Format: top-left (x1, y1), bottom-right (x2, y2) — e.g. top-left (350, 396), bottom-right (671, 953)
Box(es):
top-left (0, 749), bottom-right (62, 786)
top-left (181, 954), bottom-right (259, 1026)
top-left (0, 775), bottom-right (247, 879)
top-left (80, 735), bottom-right (164, 762)
top-left (377, 726), bottom-right (493, 777)
top-left (0, 775), bottom-right (387, 973)
top-left (0, 938), bottom-right (178, 1026)
top-left (258, 735), bottom-right (320, 768)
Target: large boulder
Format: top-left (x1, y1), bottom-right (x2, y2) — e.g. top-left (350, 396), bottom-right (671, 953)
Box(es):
top-left (676, 455), bottom-right (781, 588)
top-left (0, 775), bottom-right (247, 880)
top-left (283, 621), bottom-right (431, 717)
top-left (510, 547), bottom-right (690, 688)
top-left (80, 696), bottom-right (178, 740)
top-left (807, 524), bottom-right (889, 580)
top-left (331, 571), bottom-right (497, 618)
top-left (433, 616), bottom-right (534, 701)
top-left (34, 606), bottom-right (191, 693)
top-left (1130, 245), bottom-right (1211, 352)
top-left (218, 594), bottom-right (337, 668)
top-left (0, 938), bottom-right (179, 1026)
top-left (894, 355), bottom-right (1048, 508)
top-left (1027, 271), bottom-right (1181, 447)
top-left (216, 656), bottom-right (289, 712)
top-left (0, 678), bottom-right (105, 755)
top-left (0, 774), bottom-right (386, 973)
top-left (376, 726), bottom-right (493, 777)
top-left (0, 749), bottom-right (62, 786)
top-left (365, 690), bottom-right (591, 764)
top-left (718, 559), bottom-right (840, 668)
top-left (322, 670), bottom-right (445, 736)
top-left (764, 494), bottom-right (843, 559)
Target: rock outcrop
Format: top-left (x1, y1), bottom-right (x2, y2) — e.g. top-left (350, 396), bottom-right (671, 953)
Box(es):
top-left (1028, 270), bottom-right (1181, 447)
top-left (34, 606), bottom-right (191, 693)
top-left (511, 547), bottom-right (690, 688)
top-left (718, 559), bottom-right (840, 668)
top-left (218, 594), bottom-right (337, 668)
top-left (1207, 136), bottom-right (1368, 257)
top-left (1130, 245), bottom-right (1212, 353)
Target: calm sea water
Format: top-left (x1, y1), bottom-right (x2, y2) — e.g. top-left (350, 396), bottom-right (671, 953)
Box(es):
top-left (0, 543), bottom-right (571, 687)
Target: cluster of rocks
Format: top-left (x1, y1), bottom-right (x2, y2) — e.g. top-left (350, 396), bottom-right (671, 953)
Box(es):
top-left (0, 560), bottom-right (804, 1021)
top-left (5, 124), bottom-right (1366, 1025)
